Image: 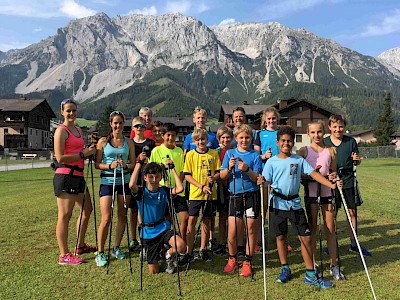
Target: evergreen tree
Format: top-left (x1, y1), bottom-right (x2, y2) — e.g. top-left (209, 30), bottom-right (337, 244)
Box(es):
top-left (374, 93), bottom-right (395, 146)
top-left (96, 106), bottom-right (115, 138)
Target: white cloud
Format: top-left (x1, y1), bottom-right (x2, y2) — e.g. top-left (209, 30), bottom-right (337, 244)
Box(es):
top-left (360, 9), bottom-right (400, 37)
top-left (165, 1), bottom-right (191, 14)
top-left (196, 2), bottom-right (210, 13)
top-left (258, 0), bottom-right (331, 20)
top-left (218, 18), bottom-right (236, 26)
top-left (0, 2), bottom-right (58, 18)
top-left (128, 6), bottom-right (158, 16)
top-left (60, 0), bottom-right (97, 18)
top-left (33, 27), bottom-right (42, 33)
top-left (0, 1), bottom-right (97, 18)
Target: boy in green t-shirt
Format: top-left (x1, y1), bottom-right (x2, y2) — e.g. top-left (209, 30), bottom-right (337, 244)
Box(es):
top-left (149, 123), bottom-right (189, 242)
top-left (324, 114), bottom-right (371, 257)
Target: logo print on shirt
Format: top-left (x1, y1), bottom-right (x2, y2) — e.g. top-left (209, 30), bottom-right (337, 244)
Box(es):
top-left (290, 164), bottom-right (298, 175)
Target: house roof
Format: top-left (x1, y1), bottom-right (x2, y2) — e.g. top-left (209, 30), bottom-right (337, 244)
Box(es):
top-left (346, 129), bottom-right (374, 137)
top-left (271, 98), bottom-right (335, 117)
top-left (0, 98), bottom-right (56, 117)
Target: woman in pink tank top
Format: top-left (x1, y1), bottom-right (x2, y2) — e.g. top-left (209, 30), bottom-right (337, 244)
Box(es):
top-left (53, 99), bottom-right (96, 265)
top-left (298, 121), bottom-right (345, 280)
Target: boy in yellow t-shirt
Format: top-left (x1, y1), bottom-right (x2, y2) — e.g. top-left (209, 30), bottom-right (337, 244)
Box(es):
top-left (149, 123), bottom-right (189, 241)
top-left (183, 129), bottom-right (221, 263)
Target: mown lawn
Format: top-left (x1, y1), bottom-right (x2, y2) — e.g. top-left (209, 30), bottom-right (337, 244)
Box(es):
top-left (0, 158), bottom-right (399, 299)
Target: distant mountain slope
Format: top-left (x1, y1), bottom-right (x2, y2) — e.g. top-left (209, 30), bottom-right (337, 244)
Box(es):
top-left (0, 13), bottom-right (399, 126)
top-left (378, 47), bottom-right (400, 72)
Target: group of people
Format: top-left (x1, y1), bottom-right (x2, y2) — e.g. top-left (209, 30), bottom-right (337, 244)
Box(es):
top-left (53, 99), bottom-right (371, 290)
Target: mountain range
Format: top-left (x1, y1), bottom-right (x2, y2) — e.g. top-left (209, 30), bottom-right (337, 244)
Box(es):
top-left (0, 13), bottom-right (399, 126)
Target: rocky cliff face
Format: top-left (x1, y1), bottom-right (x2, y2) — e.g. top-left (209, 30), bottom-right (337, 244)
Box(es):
top-left (0, 12), bottom-right (399, 103)
top-left (378, 47), bottom-right (400, 72)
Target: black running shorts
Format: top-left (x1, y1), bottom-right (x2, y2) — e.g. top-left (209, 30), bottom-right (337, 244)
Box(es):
top-left (269, 208), bottom-right (311, 237)
top-left (188, 200), bottom-right (216, 217)
top-left (143, 229), bottom-right (174, 264)
top-left (334, 187), bottom-right (356, 210)
top-left (53, 174), bottom-right (86, 196)
top-left (228, 191), bottom-right (260, 219)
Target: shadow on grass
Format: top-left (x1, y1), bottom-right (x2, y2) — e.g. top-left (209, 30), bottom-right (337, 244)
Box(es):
top-left (183, 216), bottom-right (400, 282)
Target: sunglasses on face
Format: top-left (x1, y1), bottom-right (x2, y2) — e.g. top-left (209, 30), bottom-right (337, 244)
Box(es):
top-left (133, 123), bottom-right (146, 129)
top-left (61, 98), bottom-right (77, 109)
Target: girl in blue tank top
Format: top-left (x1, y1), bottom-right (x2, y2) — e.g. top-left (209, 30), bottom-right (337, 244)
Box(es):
top-left (94, 111), bottom-right (136, 267)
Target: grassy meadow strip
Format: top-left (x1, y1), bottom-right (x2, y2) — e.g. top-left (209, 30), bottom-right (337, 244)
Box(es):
top-left (0, 159), bottom-right (399, 299)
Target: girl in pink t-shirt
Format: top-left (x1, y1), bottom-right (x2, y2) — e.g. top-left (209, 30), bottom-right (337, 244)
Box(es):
top-left (298, 120), bottom-right (345, 280)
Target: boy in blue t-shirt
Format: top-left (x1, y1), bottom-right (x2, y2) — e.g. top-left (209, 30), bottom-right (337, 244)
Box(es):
top-left (220, 124), bottom-right (262, 278)
top-left (129, 162), bottom-right (186, 274)
top-left (262, 126), bottom-right (339, 288)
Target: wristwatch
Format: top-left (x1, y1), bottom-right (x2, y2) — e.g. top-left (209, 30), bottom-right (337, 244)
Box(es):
top-left (79, 152), bottom-right (85, 159)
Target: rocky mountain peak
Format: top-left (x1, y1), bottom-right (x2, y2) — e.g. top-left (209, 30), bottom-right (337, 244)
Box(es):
top-left (378, 47), bottom-right (400, 71)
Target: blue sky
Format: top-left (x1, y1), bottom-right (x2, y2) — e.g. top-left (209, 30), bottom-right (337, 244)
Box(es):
top-left (0, 0), bottom-right (399, 56)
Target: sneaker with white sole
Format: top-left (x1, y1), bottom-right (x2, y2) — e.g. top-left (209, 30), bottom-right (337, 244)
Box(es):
top-left (165, 257), bottom-right (175, 274)
top-left (349, 245), bottom-right (372, 257)
top-left (304, 272), bottom-right (333, 289)
top-left (59, 253), bottom-right (84, 265)
top-left (276, 267), bottom-right (292, 283)
top-left (112, 246), bottom-right (126, 260)
top-left (95, 252), bottom-right (108, 267)
top-left (129, 239), bottom-right (140, 251)
top-left (330, 265), bottom-right (345, 280)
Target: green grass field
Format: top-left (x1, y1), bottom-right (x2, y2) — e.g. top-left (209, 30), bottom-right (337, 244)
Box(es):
top-left (0, 159), bottom-right (399, 299)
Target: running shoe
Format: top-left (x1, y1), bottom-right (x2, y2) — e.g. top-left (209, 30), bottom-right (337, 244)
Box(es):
top-left (95, 252), bottom-right (108, 267)
top-left (165, 257), bottom-right (175, 274)
top-left (276, 267), bottom-right (292, 283)
top-left (74, 243), bottom-right (97, 255)
top-left (223, 257), bottom-right (238, 273)
top-left (112, 246), bottom-right (126, 260)
top-left (330, 265), bottom-right (345, 280)
top-left (213, 244), bottom-right (226, 255)
top-left (304, 272), bottom-right (333, 289)
top-left (59, 253), bottom-right (84, 265)
top-left (209, 238), bottom-right (217, 250)
top-left (240, 260), bottom-right (252, 277)
top-left (349, 245), bottom-right (372, 257)
top-left (199, 249), bottom-right (212, 262)
top-left (177, 253), bottom-right (194, 266)
top-left (129, 239), bottom-right (140, 251)
top-left (324, 247), bottom-right (329, 255)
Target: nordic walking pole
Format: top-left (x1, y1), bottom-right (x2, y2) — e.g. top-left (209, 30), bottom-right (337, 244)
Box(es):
top-left (258, 168), bottom-right (267, 300)
top-left (120, 154), bottom-right (133, 274)
top-left (74, 160), bottom-right (90, 255)
top-left (239, 158), bottom-right (255, 282)
top-left (207, 169), bottom-right (215, 261)
top-left (336, 176), bottom-right (377, 300)
top-left (107, 155), bottom-right (118, 274)
top-left (315, 165), bottom-right (324, 278)
top-left (185, 199), bottom-right (208, 273)
top-left (138, 162), bottom-right (145, 291)
top-left (330, 168), bottom-right (343, 279)
top-left (231, 155), bottom-right (240, 285)
top-left (90, 157), bottom-right (98, 250)
top-left (166, 157), bottom-right (182, 296)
